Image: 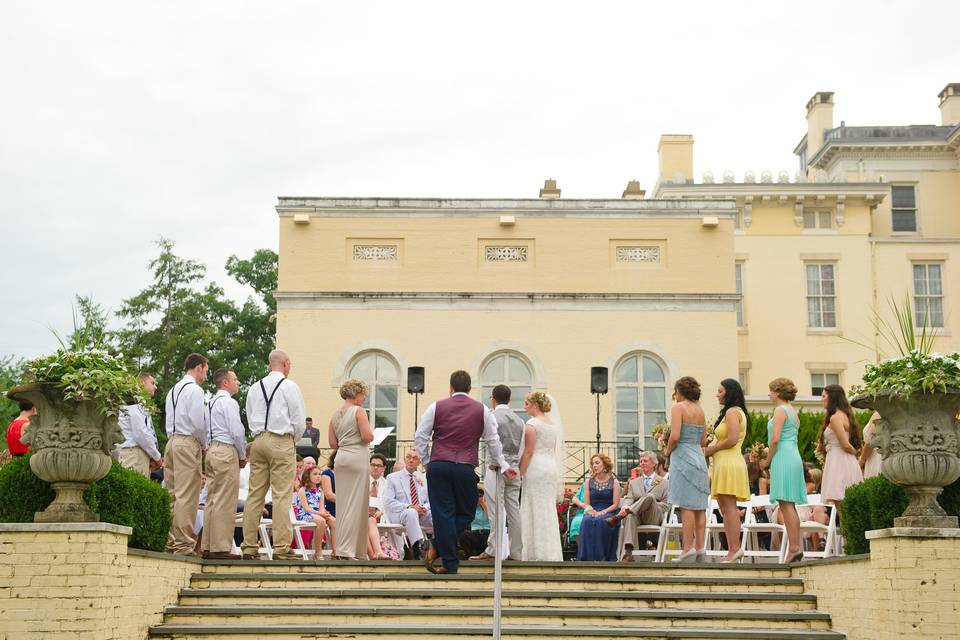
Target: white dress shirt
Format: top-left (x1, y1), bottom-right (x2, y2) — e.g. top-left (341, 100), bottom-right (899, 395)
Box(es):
top-left (117, 403), bottom-right (161, 461)
top-left (164, 374), bottom-right (209, 447)
top-left (414, 392), bottom-right (510, 471)
top-left (245, 370), bottom-right (307, 440)
top-left (369, 476), bottom-right (388, 510)
top-left (208, 389), bottom-right (247, 460)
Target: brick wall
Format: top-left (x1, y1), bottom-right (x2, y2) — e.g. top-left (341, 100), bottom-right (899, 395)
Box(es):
top-left (0, 523), bottom-right (197, 640)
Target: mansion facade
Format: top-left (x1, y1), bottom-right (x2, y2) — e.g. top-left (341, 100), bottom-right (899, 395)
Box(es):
top-left (275, 83), bottom-right (960, 463)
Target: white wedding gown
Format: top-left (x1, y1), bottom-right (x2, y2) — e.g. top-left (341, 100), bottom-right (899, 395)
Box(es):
top-left (519, 416), bottom-right (563, 561)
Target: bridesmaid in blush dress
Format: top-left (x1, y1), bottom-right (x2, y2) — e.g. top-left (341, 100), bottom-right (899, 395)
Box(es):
top-left (328, 379), bottom-right (375, 559)
top-left (817, 385), bottom-right (863, 506)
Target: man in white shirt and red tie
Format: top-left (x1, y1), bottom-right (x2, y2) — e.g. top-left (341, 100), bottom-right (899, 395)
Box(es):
top-left (164, 353), bottom-right (210, 556)
top-left (383, 450), bottom-right (432, 559)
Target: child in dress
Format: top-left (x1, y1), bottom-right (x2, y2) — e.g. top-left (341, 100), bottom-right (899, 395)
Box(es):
top-left (295, 466), bottom-right (337, 558)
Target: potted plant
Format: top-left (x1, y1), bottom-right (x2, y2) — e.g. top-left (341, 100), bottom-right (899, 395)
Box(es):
top-left (850, 299), bottom-right (960, 528)
top-left (6, 347), bottom-right (149, 522)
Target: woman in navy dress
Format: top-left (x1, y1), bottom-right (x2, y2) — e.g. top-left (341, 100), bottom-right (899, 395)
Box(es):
top-left (576, 453), bottom-right (622, 561)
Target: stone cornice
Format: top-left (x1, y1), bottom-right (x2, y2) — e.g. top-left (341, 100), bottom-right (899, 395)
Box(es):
top-left (276, 197), bottom-right (736, 219)
top-left (810, 140), bottom-right (956, 169)
top-left (654, 182), bottom-right (888, 202)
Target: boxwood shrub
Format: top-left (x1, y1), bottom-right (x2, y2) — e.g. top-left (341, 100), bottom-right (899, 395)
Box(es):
top-left (0, 454), bottom-right (170, 551)
top-left (841, 474), bottom-right (959, 555)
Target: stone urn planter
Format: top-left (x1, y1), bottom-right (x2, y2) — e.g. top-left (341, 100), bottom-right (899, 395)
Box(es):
top-left (7, 383), bottom-right (122, 522)
top-left (852, 389), bottom-right (960, 528)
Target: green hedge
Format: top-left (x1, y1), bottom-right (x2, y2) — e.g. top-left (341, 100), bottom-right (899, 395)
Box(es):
top-left (841, 475), bottom-right (960, 555)
top-left (742, 409), bottom-right (874, 466)
top-left (0, 455), bottom-right (170, 551)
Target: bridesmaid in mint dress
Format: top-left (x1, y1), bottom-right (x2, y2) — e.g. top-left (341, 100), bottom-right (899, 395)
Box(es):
top-left (760, 378), bottom-right (807, 563)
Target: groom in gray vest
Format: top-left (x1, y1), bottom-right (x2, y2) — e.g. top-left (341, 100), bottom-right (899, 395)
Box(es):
top-left (415, 370), bottom-right (516, 574)
top-left (471, 384), bottom-right (524, 561)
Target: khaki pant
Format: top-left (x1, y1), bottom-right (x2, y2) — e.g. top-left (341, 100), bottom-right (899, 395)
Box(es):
top-left (202, 441), bottom-right (240, 554)
top-left (118, 446), bottom-right (151, 477)
top-left (620, 495), bottom-right (665, 558)
top-left (164, 434), bottom-right (203, 555)
top-left (242, 432), bottom-right (295, 557)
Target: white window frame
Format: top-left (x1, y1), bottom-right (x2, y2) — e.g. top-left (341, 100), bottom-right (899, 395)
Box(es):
top-left (735, 261), bottom-right (745, 328)
top-left (802, 209), bottom-right (834, 232)
top-left (613, 353), bottom-right (668, 476)
top-left (805, 262), bottom-right (839, 329)
top-left (479, 351), bottom-right (534, 421)
top-left (346, 350), bottom-right (401, 440)
top-left (810, 372), bottom-right (841, 396)
top-left (912, 262), bottom-right (945, 329)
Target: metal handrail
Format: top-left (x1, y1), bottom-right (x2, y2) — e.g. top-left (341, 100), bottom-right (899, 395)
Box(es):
top-left (492, 470), bottom-right (503, 640)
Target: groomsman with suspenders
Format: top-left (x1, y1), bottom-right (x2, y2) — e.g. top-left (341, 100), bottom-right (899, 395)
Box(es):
top-left (202, 368), bottom-right (247, 559)
top-left (164, 353), bottom-right (210, 555)
top-left (241, 349), bottom-right (307, 560)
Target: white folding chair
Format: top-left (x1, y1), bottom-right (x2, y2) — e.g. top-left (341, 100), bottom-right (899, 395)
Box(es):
top-left (659, 505), bottom-right (710, 562)
top-left (704, 498), bottom-right (751, 561)
top-left (289, 507), bottom-right (319, 560)
top-left (627, 508), bottom-right (669, 562)
top-left (741, 494), bottom-right (788, 563)
top-left (257, 516), bottom-right (274, 560)
top-left (798, 494), bottom-right (838, 560)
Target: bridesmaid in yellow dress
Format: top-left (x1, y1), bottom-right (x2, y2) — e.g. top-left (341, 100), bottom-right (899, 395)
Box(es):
top-left (704, 378), bottom-right (751, 563)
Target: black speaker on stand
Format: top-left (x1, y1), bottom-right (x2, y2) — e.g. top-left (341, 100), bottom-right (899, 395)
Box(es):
top-left (590, 367), bottom-right (609, 454)
top-left (407, 366), bottom-right (425, 431)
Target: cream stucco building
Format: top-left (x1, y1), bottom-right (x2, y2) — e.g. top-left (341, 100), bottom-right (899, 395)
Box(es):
top-left (276, 82), bottom-right (960, 474)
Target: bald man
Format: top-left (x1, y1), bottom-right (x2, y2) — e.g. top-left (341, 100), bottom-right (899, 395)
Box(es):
top-left (241, 350), bottom-right (307, 560)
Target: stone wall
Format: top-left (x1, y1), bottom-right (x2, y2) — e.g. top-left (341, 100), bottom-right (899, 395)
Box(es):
top-left (0, 523), bottom-right (197, 639)
top-left (795, 528), bottom-right (960, 640)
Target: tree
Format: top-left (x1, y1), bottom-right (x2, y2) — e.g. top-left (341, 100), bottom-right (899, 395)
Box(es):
top-left (66, 294), bottom-right (113, 352)
top-left (223, 249), bottom-right (277, 387)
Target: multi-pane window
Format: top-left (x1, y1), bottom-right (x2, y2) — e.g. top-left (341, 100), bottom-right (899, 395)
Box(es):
top-left (614, 354), bottom-right (667, 478)
top-left (811, 372), bottom-right (840, 396)
top-left (803, 210), bottom-right (833, 230)
top-left (913, 263), bottom-right (944, 328)
top-left (480, 352), bottom-right (533, 421)
top-left (738, 369), bottom-right (749, 394)
top-left (348, 351), bottom-right (400, 461)
top-left (806, 263), bottom-right (837, 328)
top-left (892, 186), bottom-right (918, 233)
top-left (735, 262), bottom-right (745, 327)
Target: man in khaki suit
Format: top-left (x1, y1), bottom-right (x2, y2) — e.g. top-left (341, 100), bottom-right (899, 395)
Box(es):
top-left (241, 350), bottom-right (307, 560)
top-left (606, 450), bottom-right (670, 562)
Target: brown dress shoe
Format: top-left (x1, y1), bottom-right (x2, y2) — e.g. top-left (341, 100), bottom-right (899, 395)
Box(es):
top-left (427, 564), bottom-right (452, 575)
top-left (605, 513), bottom-right (626, 527)
top-left (204, 551), bottom-right (241, 560)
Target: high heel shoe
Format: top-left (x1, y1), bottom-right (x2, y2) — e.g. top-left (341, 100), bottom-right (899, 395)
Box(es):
top-left (695, 549), bottom-right (707, 563)
top-left (785, 550), bottom-right (804, 564)
top-left (722, 548), bottom-right (744, 564)
top-left (676, 549), bottom-right (698, 563)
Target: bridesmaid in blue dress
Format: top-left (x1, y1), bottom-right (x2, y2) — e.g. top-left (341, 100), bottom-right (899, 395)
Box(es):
top-left (576, 453), bottom-right (622, 561)
top-left (759, 377), bottom-right (807, 563)
top-left (664, 376), bottom-right (710, 563)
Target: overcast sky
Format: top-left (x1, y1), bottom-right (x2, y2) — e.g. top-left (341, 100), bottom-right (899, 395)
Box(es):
top-left (2, 1), bottom-right (958, 361)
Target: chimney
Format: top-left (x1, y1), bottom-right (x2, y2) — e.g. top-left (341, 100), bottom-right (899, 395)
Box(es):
top-left (939, 83), bottom-right (960, 125)
top-left (539, 179), bottom-right (561, 199)
top-left (657, 135), bottom-right (694, 184)
top-left (621, 180), bottom-right (646, 199)
top-left (805, 91), bottom-right (835, 160)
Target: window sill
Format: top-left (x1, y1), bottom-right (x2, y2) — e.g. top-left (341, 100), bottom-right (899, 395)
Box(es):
top-left (737, 327), bottom-right (749, 335)
top-left (806, 328), bottom-right (842, 336)
top-left (915, 328), bottom-right (951, 337)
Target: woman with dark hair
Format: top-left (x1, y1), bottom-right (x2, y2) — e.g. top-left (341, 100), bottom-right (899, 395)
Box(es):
top-left (818, 384), bottom-right (863, 506)
top-left (663, 376), bottom-right (709, 562)
top-left (704, 379), bottom-right (751, 563)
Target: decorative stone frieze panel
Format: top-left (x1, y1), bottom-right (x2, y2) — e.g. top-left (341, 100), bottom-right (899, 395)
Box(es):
top-left (353, 245), bottom-right (399, 261)
top-left (484, 246), bottom-right (529, 262)
top-left (615, 246), bottom-right (661, 263)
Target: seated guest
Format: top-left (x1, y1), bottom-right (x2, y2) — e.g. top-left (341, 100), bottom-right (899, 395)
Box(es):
top-left (567, 483), bottom-right (586, 546)
top-left (6, 401), bottom-right (36, 456)
top-left (303, 456), bottom-right (317, 471)
top-left (384, 451), bottom-right (432, 559)
top-left (459, 488), bottom-right (491, 559)
top-left (295, 466), bottom-right (336, 558)
top-left (303, 417), bottom-right (321, 448)
top-left (321, 451), bottom-right (337, 517)
top-left (367, 453), bottom-right (394, 560)
top-left (656, 452), bottom-right (668, 478)
top-left (608, 450), bottom-right (670, 562)
top-left (576, 454), bottom-right (621, 561)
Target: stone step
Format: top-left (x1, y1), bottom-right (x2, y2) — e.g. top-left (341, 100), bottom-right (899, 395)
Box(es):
top-left (200, 559), bottom-right (792, 578)
top-left (188, 572), bottom-right (804, 593)
top-left (161, 605), bottom-right (832, 630)
top-left (176, 588), bottom-right (818, 611)
top-left (149, 623), bottom-right (846, 639)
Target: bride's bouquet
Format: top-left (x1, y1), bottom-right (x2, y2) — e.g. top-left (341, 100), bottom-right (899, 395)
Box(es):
top-left (651, 422), bottom-right (670, 451)
top-left (747, 440), bottom-right (768, 462)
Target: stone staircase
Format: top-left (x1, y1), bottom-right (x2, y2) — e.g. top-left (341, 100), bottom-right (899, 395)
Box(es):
top-left (149, 560), bottom-right (846, 640)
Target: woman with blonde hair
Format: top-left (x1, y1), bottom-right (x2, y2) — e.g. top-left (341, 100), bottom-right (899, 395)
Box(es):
top-left (663, 376), bottom-right (709, 563)
top-left (327, 378), bottom-right (375, 559)
top-left (760, 378), bottom-right (806, 563)
top-left (517, 391), bottom-right (564, 561)
top-left (576, 453), bottom-right (621, 561)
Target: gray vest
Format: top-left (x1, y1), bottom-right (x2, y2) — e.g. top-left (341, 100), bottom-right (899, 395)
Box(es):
top-left (493, 406), bottom-right (525, 467)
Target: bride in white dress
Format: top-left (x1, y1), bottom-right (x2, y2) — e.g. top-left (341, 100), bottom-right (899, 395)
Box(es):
top-left (518, 391), bottom-right (564, 561)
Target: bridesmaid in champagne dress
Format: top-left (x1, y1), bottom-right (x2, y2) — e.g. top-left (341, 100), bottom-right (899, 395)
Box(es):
top-left (818, 385), bottom-right (863, 505)
top-left (328, 379), bottom-right (375, 559)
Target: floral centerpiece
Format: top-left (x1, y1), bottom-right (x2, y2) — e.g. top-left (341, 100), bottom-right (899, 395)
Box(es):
top-left (848, 299), bottom-right (960, 528)
top-left (7, 347), bottom-right (148, 522)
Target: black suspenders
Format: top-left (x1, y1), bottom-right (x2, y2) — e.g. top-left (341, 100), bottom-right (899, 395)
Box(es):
top-left (208, 394), bottom-right (225, 440)
top-left (259, 378), bottom-right (285, 433)
top-left (170, 381), bottom-right (195, 434)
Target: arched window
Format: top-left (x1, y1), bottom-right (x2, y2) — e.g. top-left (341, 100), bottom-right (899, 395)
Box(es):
top-left (347, 351), bottom-right (400, 460)
top-left (479, 351), bottom-right (533, 421)
top-left (613, 353), bottom-right (667, 477)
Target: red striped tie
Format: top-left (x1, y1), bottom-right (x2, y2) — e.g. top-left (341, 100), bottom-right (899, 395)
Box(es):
top-left (409, 474), bottom-right (420, 506)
